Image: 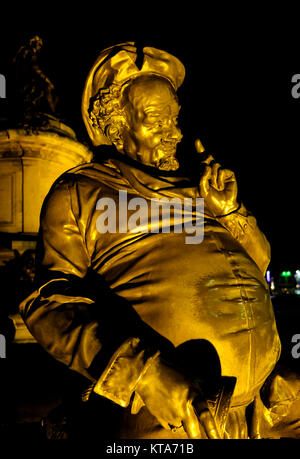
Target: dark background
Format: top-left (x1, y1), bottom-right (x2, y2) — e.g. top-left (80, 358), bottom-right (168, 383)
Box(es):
top-left (0, 13), bottom-right (299, 278)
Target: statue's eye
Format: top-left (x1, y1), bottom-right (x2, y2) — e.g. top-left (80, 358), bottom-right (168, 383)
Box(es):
top-left (144, 113), bottom-right (166, 129)
top-left (148, 115), bottom-right (161, 124)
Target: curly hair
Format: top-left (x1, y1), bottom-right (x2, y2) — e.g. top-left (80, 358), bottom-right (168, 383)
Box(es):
top-left (88, 83), bottom-right (129, 145)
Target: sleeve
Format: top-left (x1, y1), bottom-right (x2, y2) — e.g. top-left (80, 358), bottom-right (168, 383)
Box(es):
top-left (19, 176), bottom-right (170, 408)
top-left (217, 203), bottom-right (271, 275)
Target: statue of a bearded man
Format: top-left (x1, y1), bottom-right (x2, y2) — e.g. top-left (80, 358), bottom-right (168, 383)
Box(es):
top-left (20, 43), bottom-right (283, 439)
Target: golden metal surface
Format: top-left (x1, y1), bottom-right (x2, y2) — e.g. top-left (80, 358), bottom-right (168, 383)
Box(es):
top-left (20, 43), bottom-right (287, 439)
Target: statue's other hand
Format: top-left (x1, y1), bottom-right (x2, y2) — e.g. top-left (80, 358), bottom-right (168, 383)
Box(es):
top-left (135, 356), bottom-right (220, 439)
top-left (195, 139), bottom-right (239, 217)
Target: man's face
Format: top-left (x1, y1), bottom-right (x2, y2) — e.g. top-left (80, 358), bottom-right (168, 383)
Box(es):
top-left (121, 76), bottom-right (182, 171)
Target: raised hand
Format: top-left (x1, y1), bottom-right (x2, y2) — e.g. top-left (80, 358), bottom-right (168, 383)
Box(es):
top-left (195, 139), bottom-right (239, 217)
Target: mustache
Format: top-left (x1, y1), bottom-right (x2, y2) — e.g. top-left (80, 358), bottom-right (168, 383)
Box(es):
top-left (160, 137), bottom-right (182, 149)
top-left (152, 136), bottom-right (182, 171)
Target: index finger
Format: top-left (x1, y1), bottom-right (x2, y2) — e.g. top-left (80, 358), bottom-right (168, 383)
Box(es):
top-left (195, 139), bottom-right (215, 165)
top-left (195, 138), bottom-right (206, 153)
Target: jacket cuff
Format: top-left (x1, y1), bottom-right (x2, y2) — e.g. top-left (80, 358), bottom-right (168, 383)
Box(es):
top-left (216, 203), bottom-right (256, 241)
top-left (92, 337), bottom-right (160, 407)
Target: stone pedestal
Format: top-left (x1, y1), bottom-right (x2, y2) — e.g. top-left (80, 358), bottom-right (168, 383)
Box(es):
top-left (0, 120), bottom-right (92, 234)
top-left (0, 118), bottom-right (93, 343)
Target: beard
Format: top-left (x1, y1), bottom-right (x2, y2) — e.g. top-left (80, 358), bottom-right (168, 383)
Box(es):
top-left (154, 141), bottom-right (180, 171)
top-left (157, 155), bottom-right (179, 171)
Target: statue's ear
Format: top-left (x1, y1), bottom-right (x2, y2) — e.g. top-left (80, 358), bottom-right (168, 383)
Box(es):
top-left (106, 123), bottom-right (125, 152)
top-left (90, 125), bottom-right (112, 146)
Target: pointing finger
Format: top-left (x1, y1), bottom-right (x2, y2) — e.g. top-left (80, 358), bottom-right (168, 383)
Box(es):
top-left (195, 139), bottom-right (215, 165)
top-left (195, 138), bottom-right (205, 153)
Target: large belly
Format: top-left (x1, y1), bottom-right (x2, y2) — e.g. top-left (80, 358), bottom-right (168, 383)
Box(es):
top-left (94, 220), bottom-right (280, 406)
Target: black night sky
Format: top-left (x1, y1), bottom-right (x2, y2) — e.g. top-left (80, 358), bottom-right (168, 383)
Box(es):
top-left (0, 12), bottom-right (299, 279)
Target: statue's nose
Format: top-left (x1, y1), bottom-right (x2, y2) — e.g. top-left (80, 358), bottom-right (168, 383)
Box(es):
top-left (170, 124), bottom-right (183, 142)
top-left (165, 120), bottom-right (182, 141)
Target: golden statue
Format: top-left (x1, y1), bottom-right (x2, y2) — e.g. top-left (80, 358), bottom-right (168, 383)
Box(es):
top-left (20, 42), bottom-right (291, 439)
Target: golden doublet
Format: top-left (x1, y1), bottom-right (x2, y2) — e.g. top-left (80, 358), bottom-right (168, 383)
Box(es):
top-left (37, 159), bottom-right (280, 408)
